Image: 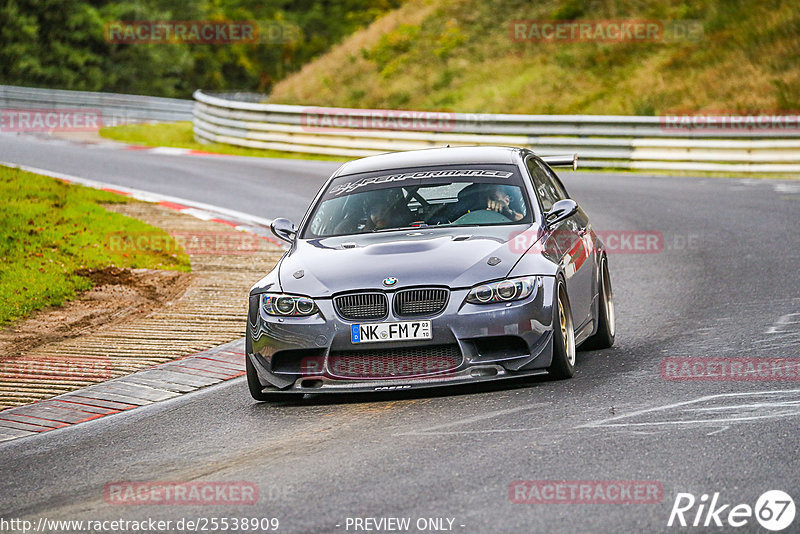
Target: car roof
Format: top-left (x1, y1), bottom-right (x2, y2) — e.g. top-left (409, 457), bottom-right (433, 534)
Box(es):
top-left (332, 146), bottom-right (525, 177)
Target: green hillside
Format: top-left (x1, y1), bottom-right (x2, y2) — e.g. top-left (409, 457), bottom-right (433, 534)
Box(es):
top-left (269, 0), bottom-right (800, 115)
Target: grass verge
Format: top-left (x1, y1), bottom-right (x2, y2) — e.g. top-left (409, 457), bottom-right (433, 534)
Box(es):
top-left (269, 0), bottom-right (800, 115)
top-left (99, 122), bottom-right (348, 162)
top-left (0, 165), bottom-right (190, 326)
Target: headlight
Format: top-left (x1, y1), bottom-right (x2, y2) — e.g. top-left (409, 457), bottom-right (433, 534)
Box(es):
top-left (260, 293), bottom-right (318, 317)
top-left (466, 276), bottom-right (539, 304)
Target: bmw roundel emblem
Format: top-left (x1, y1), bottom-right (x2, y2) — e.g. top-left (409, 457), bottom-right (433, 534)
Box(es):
top-left (383, 277), bottom-right (398, 287)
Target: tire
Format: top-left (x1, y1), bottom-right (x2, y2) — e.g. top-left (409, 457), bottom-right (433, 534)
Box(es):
top-left (547, 279), bottom-right (576, 379)
top-left (246, 355), bottom-right (302, 402)
top-left (583, 255), bottom-right (615, 350)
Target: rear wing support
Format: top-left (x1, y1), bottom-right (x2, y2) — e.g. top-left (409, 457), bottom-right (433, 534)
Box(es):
top-left (540, 153), bottom-right (578, 171)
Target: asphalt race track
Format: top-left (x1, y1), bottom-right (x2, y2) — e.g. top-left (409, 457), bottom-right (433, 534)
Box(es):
top-left (1, 132), bottom-right (799, 533)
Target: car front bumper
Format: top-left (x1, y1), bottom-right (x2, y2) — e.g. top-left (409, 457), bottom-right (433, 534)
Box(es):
top-left (247, 276), bottom-right (557, 394)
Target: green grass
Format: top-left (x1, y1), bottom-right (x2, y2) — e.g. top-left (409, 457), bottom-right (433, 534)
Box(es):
top-left (0, 166), bottom-right (191, 326)
top-left (99, 122), bottom-right (348, 162)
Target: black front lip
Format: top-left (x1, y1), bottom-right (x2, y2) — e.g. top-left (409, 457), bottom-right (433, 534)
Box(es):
top-left (254, 362), bottom-right (549, 394)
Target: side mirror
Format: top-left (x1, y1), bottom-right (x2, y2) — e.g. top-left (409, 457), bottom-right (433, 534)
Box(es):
top-left (270, 218), bottom-right (297, 243)
top-left (544, 199), bottom-right (578, 227)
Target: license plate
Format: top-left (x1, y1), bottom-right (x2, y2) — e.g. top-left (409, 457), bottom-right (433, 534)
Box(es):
top-left (351, 320), bottom-right (432, 343)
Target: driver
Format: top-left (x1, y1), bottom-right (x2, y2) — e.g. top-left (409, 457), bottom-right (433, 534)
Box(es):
top-left (485, 186), bottom-right (524, 221)
top-left (364, 188), bottom-right (414, 231)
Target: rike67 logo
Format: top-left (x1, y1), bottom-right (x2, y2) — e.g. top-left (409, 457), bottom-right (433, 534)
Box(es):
top-left (668, 490), bottom-right (796, 531)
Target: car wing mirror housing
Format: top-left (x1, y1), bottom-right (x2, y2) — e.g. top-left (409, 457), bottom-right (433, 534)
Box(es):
top-left (270, 218), bottom-right (297, 243)
top-left (544, 199), bottom-right (578, 227)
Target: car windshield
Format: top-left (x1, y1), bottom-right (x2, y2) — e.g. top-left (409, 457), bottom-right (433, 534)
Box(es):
top-left (303, 164), bottom-right (532, 238)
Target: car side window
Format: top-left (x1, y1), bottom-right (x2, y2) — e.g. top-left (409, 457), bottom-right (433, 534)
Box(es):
top-left (526, 157), bottom-right (559, 212)
top-left (536, 160), bottom-right (570, 200)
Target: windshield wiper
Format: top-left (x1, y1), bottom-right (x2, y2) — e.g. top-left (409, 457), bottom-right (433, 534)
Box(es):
top-left (374, 223), bottom-right (430, 233)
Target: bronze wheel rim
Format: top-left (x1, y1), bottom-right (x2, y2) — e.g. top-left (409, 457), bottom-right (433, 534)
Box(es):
top-left (558, 289), bottom-right (575, 366)
top-left (603, 260), bottom-right (615, 338)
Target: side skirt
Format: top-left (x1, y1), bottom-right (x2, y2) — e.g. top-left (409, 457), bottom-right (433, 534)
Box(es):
top-left (574, 317), bottom-right (595, 347)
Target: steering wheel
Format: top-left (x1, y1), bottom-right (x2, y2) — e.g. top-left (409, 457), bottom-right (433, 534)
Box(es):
top-left (451, 208), bottom-right (512, 225)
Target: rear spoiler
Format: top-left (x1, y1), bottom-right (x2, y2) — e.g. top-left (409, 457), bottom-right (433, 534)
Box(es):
top-left (541, 153), bottom-right (578, 171)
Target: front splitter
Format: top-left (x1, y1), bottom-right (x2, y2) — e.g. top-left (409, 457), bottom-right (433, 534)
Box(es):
top-left (260, 365), bottom-right (549, 394)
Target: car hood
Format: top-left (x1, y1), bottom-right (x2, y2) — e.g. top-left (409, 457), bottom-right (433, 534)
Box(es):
top-left (277, 225), bottom-right (539, 296)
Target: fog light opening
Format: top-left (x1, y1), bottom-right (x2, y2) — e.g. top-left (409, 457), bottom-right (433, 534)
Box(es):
top-left (470, 367), bottom-right (498, 378)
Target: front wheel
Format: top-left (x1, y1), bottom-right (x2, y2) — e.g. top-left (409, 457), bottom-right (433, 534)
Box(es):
top-left (547, 280), bottom-right (576, 379)
top-left (246, 355), bottom-right (303, 402)
top-left (583, 255), bottom-right (615, 350)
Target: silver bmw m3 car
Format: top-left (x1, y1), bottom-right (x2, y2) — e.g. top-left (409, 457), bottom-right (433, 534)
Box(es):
top-left (246, 146), bottom-right (615, 400)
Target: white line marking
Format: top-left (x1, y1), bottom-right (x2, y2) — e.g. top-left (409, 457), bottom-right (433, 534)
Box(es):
top-left (684, 400), bottom-right (800, 412)
top-left (765, 313), bottom-right (800, 333)
top-left (588, 412), bottom-right (800, 427)
top-left (0, 160), bottom-right (274, 228)
top-left (397, 428), bottom-right (539, 436)
top-left (759, 331), bottom-right (800, 341)
top-left (181, 208), bottom-right (217, 221)
top-left (149, 146), bottom-right (191, 155)
top-left (579, 389), bottom-right (800, 429)
top-left (774, 183), bottom-right (800, 194)
top-left (394, 404), bottom-right (547, 436)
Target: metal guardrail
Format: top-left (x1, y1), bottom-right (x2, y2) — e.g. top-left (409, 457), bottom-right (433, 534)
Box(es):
top-left (193, 90), bottom-right (800, 173)
top-left (1, 85), bottom-right (193, 126)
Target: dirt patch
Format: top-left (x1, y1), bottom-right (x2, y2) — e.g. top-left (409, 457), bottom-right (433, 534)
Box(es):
top-left (0, 267), bottom-right (192, 359)
top-left (0, 200), bottom-right (284, 411)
